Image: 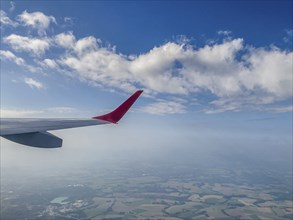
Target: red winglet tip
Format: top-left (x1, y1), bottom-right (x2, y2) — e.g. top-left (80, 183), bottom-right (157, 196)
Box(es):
top-left (93, 90), bottom-right (143, 123)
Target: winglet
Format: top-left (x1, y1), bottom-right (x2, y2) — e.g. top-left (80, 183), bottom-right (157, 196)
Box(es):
top-left (93, 90), bottom-right (143, 123)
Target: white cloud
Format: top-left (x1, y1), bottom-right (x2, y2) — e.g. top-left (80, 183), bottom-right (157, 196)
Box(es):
top-left (58, 35), bottom-right (132, 90)
top-left (1, 19), bottom-right (292, 114)
top-left (41, 58), bottom-right (58, 69)
top-left (4, 34), bottom-right (50, 56)
top-left (24, 78), bottom-right (45, 90)
top-left (205, 100), bottom-right (293, 114)
top-left (0, 109), bottom-right (44, 118)
top-left (46, 107), bottom-right (76, 114)
top-left (268, 105), bottom-right (293, 113)
top-left (140, 100), bottom-right (186, 115)
top-left (54, 35), bottom-right (292, 113)
top-left (0, 50), bottom-right (25, 65)
top-left (217, 30), bottom-right (232, 36)
top-left (74, 36), bottom-right (99, 55)
top-left (17, 10), bottom-right (56, 35)
top-left (0, 107), bottom-right (78, 118)
top-left (0, 10), bottom-right (17, 27)
top-left (240, 47), bottom-right (292, 99)
top-left (0, 50), bottom-right (38, 72)
top-left (129, 42), bottom-right (189, 94)
top-left (54, 32), bottom-right (76, 48)
top-left (197, 38), bottom-right (243, 64)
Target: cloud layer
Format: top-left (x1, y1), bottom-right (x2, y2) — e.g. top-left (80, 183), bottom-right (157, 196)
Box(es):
top-left (1, 10), bottom-right (292, 115)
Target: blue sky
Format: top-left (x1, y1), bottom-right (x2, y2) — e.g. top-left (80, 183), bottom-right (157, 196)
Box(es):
top-left (0, 1), bottom-right (292, 155)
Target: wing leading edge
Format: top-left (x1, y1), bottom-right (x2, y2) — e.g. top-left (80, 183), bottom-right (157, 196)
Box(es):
top-left (0, 90), bottom-right (143, 148)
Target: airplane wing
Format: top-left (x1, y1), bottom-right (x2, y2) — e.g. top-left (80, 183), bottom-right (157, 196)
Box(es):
top-left (0, 90), bottom-right (143, 148)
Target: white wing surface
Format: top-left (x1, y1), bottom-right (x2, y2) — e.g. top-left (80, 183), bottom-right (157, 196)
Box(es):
top-left (0, 118), bottom-right (109, 136)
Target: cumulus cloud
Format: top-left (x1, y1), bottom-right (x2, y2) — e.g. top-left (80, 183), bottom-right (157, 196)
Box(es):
top-left (17, 10), bottom-right (56, 35)
top-left (55, 35), bottom-right (292, 113)
top-left (1, 11), bottom-right (292, 114)
top-left (129, 42), bottom-right (189, 94)
top-left (240, 47), bottom-right (292, 99)
top-left (54, 32), bottom-right (76, 49)
top-left (0, 10), bottom-right (17, 27)
top-left (4, 34), bottom-right (50, 56)
top-left (56, 35), bottom-right (133, 90)
top-left (74, 36), bottom-right (100, 55)
top-left (24, 78), bottom-right (45, 90)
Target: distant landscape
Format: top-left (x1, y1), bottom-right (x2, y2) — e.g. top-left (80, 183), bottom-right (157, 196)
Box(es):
top-left (1, 145), bottom-right (292, 220)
